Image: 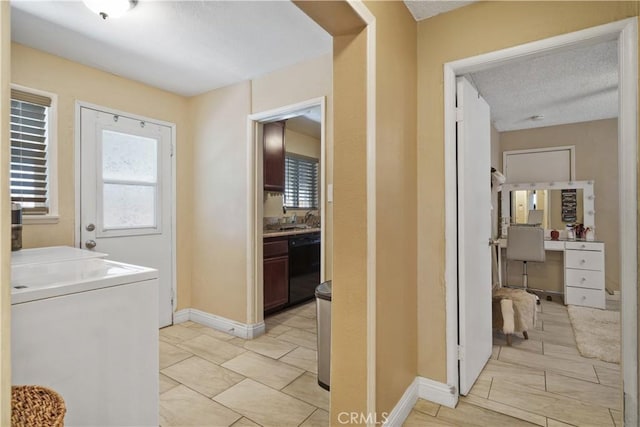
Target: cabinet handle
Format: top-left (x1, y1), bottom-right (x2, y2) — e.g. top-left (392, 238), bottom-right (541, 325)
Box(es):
top-left (581, 295), bottom-right (586, 300)
top-left (581, 277), bottom-right (586, 282)
top-left (580, 259), bottom-right (586, 264)
top-left (580, 244), bottom-right (586, 249)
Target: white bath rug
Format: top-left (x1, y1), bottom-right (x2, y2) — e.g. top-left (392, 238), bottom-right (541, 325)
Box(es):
top-left (567, 305), bottom-right (620, 364)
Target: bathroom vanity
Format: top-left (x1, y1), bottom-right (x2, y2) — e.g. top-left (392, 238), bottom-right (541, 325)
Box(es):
top-left (499, 181), bottom-right (606, 309)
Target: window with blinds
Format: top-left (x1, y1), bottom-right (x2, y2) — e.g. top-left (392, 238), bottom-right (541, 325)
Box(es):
top-left (10, 89), bottom-right (51, 214)
top-left (284, 154), bottom-right (319, 209)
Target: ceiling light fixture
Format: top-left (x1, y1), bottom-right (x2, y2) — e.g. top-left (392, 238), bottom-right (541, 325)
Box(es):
top-left (82, 0), bottom-right (137, 20)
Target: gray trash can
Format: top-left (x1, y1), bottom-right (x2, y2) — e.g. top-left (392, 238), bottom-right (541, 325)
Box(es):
top-left (315, 280), bottom-right (331, 390)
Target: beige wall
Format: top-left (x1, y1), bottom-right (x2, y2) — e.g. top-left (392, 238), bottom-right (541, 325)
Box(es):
top-left (299, 1), bottom-right (418, 421)
top-left (252, 53), bottom-right (334, 279)
top-left (365, 0), bottom-right (418, 417)
top-left (1, 3), bottom-right (11, 423)
top-left (501, 119), bottom-right (620, 292)
top-left (417, 1), bottom-right (638, 382)
top-left (11, 43), bottom-right (194, 309)
top-left (330, 30), bottom-right (370, 421)
top-left (188, 54), bottom-right (332, 323)
top-left (188, 81), bottom-right (252, 321)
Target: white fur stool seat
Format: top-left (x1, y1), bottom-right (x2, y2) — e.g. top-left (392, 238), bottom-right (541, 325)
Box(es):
top-left (492, 288), bottom-right (537, 345)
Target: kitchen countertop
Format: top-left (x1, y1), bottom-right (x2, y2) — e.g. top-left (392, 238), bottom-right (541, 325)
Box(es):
top-left (263, 227), bottom-right (321, 238)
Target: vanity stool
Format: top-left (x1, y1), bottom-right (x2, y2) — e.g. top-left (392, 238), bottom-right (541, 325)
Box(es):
top-left (492, 287), bottom-right (537, 345)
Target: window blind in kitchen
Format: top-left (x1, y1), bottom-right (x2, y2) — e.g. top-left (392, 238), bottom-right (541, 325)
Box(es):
top-left (10, 89), bottom-right (51, 214)
top-left (284, 154), bottom-right (319, 209)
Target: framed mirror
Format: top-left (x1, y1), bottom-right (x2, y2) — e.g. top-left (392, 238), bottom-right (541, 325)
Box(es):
top-left (500, 180), bottom-right (595, 237)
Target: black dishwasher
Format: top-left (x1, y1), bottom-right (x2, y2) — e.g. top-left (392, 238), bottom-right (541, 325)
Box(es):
top-left (288, 233), bottom-right (321, 306)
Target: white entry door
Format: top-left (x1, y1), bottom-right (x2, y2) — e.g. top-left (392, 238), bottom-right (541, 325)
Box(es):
top-left (457, 77), bottom-right (493, 395)
top-left (80, 107), bottom-right (173, 327)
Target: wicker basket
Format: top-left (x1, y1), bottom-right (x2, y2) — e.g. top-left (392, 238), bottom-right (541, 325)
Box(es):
top-left (11, 385), bottom-right (66, 427)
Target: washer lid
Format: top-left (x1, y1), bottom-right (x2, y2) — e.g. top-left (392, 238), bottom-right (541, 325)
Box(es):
top-left (11, 258), bottom-right (157, 304)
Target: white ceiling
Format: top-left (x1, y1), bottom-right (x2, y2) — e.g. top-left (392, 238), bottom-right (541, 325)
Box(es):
top-left (403, 0), bottom-right (477, 21)
top-left (10, 0), bottom-right (332, 97)
top-left (468, 40), bottom-right (619, 132)
top-left (287, 106), bottom-right (321, 139)
top-left (11, 1), bottom-right (618, 133)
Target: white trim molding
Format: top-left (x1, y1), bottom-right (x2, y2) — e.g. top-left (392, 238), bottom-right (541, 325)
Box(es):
top-left (443, 18), bottom-right (637, 424)
top-left (383, 378), bottom-right (418, 427)
top-left (617, 17), bottom-right (638, 426)
top-left (246, 96), bottom-right (327, 326)
top-left (418, 377), bottom-right (458, 409)
top-left (383, 376), bottom-right (458, 427)
top-left (172, 309), bottom-right (189, 325)
top-left (174, 308), bottom-right (266, 339)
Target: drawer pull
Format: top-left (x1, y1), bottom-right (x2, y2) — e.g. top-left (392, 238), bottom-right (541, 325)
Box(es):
top-left (581, 244), bottom-right (586, 249)
top-left (581, 277), bottom-right (586, 282)
top-left (580, 259), bottom-right (586, 264)
top-left (581, 295), bottom-right (586, 300)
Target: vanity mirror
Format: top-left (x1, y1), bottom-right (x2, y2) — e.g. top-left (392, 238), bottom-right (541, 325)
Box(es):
top-left (500, 180), bottom-right (595, 238)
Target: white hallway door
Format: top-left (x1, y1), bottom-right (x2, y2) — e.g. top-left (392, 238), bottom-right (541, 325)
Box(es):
top-left (80, 107), bottom-right (173, 327)
top-left (457, 77), bottom-right (493, 395)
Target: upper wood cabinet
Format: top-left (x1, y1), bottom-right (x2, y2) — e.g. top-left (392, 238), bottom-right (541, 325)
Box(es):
top-left (263, 121), bottom-right (286, 192)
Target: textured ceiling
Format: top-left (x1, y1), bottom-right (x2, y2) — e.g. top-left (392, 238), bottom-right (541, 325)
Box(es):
top-left (10, 1), bottom-right (332, 96)
top-left (403, 0), bottom-right (477, 21)
top-left (469, 40), bottom-right (618, 132)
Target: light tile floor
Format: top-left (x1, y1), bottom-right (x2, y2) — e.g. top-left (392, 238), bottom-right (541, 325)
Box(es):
top-left (159, 302), bottom-right (328, 427)
top-left (405, 298), bottom-right (622, 426)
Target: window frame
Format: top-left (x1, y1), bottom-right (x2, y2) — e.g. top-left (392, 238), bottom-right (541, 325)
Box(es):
top-left (284, 153), bottom-right (319, 209)
top-left (10, 84), bottom-right (58, 224)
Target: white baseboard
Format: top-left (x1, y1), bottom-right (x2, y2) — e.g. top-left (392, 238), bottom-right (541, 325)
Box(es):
top-left (383, 378), bottom-right (419, 426)
top-left (176, 308), bottom-right (265, 339)
top-left (173, 309), bottom-right (190, 324)
top-left (418, 377), bottom-right (458, 408)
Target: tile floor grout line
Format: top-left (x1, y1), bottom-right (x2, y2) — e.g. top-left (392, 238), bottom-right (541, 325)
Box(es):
top-left (297, 408), bottom-right (319, 427)
top-left (541, 385), bottom-right (621, 412)
top-left (461, 397), bottom-right (547, 427)
top-left (608, 408), bottom-right (618, 427)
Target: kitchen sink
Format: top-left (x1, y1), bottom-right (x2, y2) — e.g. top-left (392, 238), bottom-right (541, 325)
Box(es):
top-left (277, 224), bottom-right (310, 231)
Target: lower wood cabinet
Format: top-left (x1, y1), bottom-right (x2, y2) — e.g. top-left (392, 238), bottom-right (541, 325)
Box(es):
top-left (264, 236), bottom-right (289, 313)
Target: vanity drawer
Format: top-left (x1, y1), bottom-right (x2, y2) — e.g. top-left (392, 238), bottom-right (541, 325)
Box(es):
top-left (565, 249), bottom-right (604, 271)
top-left (565, 241), bottom-right (604, 251)
top-left (565, 268), bottom-right (604, 290)
top-left (566, 286), bottom-right (605, 309)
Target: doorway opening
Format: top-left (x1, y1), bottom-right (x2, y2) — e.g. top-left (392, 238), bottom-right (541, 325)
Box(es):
top-left (246, 97), bottom-right (328, 325)
top-left (445, 18), bottom-right (637, 425)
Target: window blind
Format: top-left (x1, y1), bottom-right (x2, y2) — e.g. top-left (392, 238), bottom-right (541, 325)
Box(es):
top-left (10, 89), bottom-right (51, 214)
top-left (284, 154), bottom-right (319, 209)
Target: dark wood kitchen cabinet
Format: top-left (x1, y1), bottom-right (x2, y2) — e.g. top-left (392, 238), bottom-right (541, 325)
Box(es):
top-left (263, 236), bottom-right (289, 313)
top-left (263, 121), bottom-right (286, 192)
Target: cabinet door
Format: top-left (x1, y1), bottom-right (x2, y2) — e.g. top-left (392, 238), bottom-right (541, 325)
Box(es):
top-left (264, 255), bottom-right (289, 312)
top-left (263, 121), bottom-right (285, 192)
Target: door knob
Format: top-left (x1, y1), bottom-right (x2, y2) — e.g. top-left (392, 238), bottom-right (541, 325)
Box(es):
top-left (86, 223), bottom-right (95, 232)
top-left (85, 240), bottom-right (97, 249)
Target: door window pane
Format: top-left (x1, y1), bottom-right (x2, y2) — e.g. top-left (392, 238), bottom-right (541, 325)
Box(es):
top-left (102, 130), bottom-right (157, 183)
top-left (103, 184), bottom-right (156, 229)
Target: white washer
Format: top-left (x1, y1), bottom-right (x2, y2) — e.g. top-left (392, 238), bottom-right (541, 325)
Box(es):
top-left (11, 247), bottom-right (159, 427)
